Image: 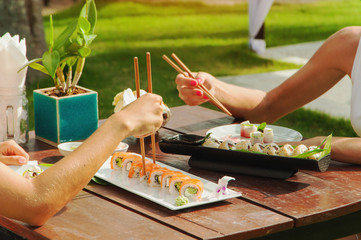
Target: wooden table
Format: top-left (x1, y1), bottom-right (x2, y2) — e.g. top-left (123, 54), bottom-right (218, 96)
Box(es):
top-left (2, 105), bottom-right (361, 240)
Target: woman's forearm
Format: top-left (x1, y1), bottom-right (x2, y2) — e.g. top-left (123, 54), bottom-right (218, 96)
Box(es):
top-left (27, 113), bottom-right (129, 225)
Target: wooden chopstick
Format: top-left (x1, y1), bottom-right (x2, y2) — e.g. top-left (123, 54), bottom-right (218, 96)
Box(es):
top-left (134, 57), bottom-right (147, 173)
top-left (146, 52), bottom-right (156, 164)
top-left (162, 54), bottom-right (232, 116)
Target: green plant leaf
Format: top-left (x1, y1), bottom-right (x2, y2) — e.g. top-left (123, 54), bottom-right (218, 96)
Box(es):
top-left (42, 50), bottom-right (60, 78)
top-left (84, 34), bottom-right (97, 45)
top-left (18, 58), bottom-right (42, 72)
top-left (80, 0), bottom-right (97, 34)
top-left (78, 16), bottom-right (91, 34)
top-left (65, 56), bottom-right (78, 66)
top-left (49, 15), bottom-right (54, 49)
top-left (28, 62), bottom-right (50, 76)
top-left (53, 19), bottom-right (78, 51)
top-left (78, 47), bottom-right (91, 57)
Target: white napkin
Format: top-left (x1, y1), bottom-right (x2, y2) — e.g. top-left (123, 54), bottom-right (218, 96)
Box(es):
top-left (0, 33), bottom-right (28, 88)
top-left (113, 88), bottom-right (147, 112)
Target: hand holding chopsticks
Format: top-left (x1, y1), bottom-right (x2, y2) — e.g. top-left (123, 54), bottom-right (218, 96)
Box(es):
top-left (162, 53), bottom-right (232, 116)
top-left (134, 54), bottom-right (157, 169)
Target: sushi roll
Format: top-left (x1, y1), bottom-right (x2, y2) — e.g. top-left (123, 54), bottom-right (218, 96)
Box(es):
top-left (278, 144), bottom-right (294, 157)
top-left (139, 162), bottom-right (161, 182)
top-left (218, 139), bottom-right (235, 150)
top-left (22, 166), bottom-right (43, 179)
top-left (128, 159), bottom-right (151, 178)
top-left (179, 179), bottom-right (204, 201)
top-left (240, 120), bottom-right (250, 137)
top-left (161, 170), bottom-right (183, 189)
top-left (122, 154), bottom-right (143, 172)
top-left (250, 131), bottom-right (264, 145)
top-left (110, 152), bottom-right (141, 171)
top-left (169, 174), bottom-right (191, 195)
top-left (202, 137), bottom-right (221, 148)
top-left (293, 144), bottom-right (308, 156)
top-left (250, 143), bottom-right (266, 153)
top-left (264, 143), bottom-right (280, 155)
top-left (162, 103), bottom-right (171, 127)
top-left (235, 139), bottom-right (252, 151)
top-left (263, 127), bottom-right (274, 143)
top-left (243, 124), bottom-right (257, 138)
top-left (148, 167), bottom-right (169, 187)
top-left (307, 146), bottom-right (322, 160)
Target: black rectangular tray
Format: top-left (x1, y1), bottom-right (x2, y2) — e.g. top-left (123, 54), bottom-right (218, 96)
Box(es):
top-left (159, 134), bottom-right (331, 179)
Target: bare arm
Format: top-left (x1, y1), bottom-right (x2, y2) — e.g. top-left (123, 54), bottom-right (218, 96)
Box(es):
top-left (176, 27), bottom-right (361, 122)
top-left (0, 93), bottom-right (163, 226)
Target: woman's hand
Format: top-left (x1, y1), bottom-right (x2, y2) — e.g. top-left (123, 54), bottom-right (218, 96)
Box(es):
top-left (175, 72), bottom-right (217, 106)
top-left (116, 93), bottom-right (164, 138)
top-left (0, 140), bottom-right (29, 165)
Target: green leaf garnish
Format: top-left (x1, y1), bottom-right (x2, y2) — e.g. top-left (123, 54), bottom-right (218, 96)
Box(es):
top-left (257, 122), bottom-right (267, 132)
top-left (200, 132), bottom-right (212, 145)
top-left (293, 148), bottom-right (325, 159)
top-left (319, 133), bottom-right (332, 159)
top-left (91, 176), bottom-right (111, 185)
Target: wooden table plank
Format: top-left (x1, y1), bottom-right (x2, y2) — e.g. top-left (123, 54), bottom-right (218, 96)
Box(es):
top-left (28, 191), bottom-right (195, 240)
top-left (85, 183), bottom-right (292, 240)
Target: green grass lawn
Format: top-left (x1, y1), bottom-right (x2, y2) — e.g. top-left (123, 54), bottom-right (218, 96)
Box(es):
top-left (27, 0), bottom-right (361, 138)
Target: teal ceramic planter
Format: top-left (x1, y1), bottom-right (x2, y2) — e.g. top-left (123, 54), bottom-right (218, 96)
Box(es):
top-left (33, 86), bottom-right (98, 146)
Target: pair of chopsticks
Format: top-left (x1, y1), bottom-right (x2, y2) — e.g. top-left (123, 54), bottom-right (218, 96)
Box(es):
top-left (162, 53), bottom-right (232, 116)
top-left (134, 52), bottom-right (157, 173)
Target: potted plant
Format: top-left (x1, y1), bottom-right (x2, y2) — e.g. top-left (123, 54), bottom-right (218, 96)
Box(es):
top-left (22, 0), bottom-right (98, 146)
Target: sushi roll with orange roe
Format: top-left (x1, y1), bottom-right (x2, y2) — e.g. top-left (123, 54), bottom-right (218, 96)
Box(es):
top-left (169, 174), bottom-right (191, 195)
top-left (110, 152), bottom-right (132, 170)
top-left (161, 170), bottom-right (183, 189)
top-left (148, 167), bottom-right (169, 187)
top-left (179, 178), bottom-right (204, 201)
top-left (122, 154), bottom-right (143, 172)
top-left (111, 152), bottom-right (142, 171)
top-left (139, 162), bottom-right (161, 182)
top-left (128, 158), bottom-right (151, 178)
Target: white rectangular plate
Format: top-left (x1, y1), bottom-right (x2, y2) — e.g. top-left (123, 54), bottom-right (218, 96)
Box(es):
top-left (95, 156), bottom-right (242, 210)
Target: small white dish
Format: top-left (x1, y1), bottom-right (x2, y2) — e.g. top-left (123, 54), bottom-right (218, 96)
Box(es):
top-left (58, 142), bottom-right (82, 156)
top-left (114, 142), bottom-right (129, 153)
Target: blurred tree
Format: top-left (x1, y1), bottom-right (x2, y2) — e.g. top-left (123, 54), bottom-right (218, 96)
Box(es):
top-left (0, 0), bottom-right (46, 84)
